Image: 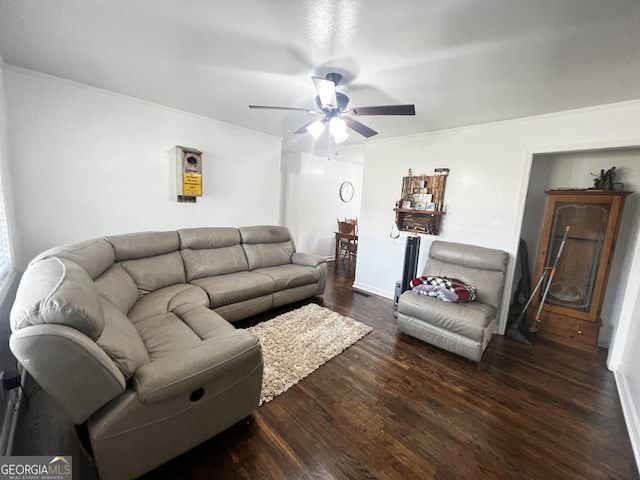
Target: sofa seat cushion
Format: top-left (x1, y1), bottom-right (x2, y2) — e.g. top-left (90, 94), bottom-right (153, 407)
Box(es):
top-left (191, 272), bottom-right (275, 308)
top-left (128, 284), bottom-right (209, 322)
top-left (132, 325), bottom-right (262, 404)
top-left (134, 304), bottom-right (235, 361)
top-left (252, 264), bottom-right (321, 291)
top-left (397, 291), bottom-right (496, 342)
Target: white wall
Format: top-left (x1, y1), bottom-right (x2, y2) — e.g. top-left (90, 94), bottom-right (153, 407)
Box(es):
top-left (354, 101), bottom-right (640, 322)
top-left (354, 122), bottom-right (533, 301)
top-left (282, 146), bottom-right (363, 258)
top-left (354, 100), bottom-right (640, 471)
top-left (3, 66), bottom-right (283, 271)
top-left (611, 237), bottom-right (640, 471)
top-left (520, 149), bottom-right (640, 347)
top-left (281, 152), bottom-right (302, 242)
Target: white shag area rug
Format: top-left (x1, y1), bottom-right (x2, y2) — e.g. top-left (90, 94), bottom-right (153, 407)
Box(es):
top-left (248, 303), bottom-right (372, 405)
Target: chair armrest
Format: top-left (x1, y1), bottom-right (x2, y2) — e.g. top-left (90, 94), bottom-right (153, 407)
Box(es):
top-left (132, 329), bottom-right (261, 404)
top-left (292, 252), bottom-right (326, 267)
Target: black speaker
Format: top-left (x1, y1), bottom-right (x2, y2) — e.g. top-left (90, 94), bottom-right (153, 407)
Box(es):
top-left (401, 235), bottom-right (421, 292)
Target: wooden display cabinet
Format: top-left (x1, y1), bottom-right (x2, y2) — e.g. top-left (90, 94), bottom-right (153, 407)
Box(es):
top-left (394, 174), bottom-right (447, 235)
top-left (527, 189), bottom-right (632, 351)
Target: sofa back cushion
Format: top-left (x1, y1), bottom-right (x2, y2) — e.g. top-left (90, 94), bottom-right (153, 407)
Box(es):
top-left (121, 253), bottom-right (186, 296)
top-left (106, 231), bottom-right (180, 261)
top-left (94, 264), bottom-right (138, 313)
top-left (178, 228), bottom-right (249, 281)
top-left (10, 257), bottom-right (105, 340)
top-left (29, 238), bottom-right (115, 280)
top-left (178, 227), bottom-right (240, 250)
top-left (97, 299), bottom-right (150, 378)
top-left (239, 226), bottom-right (295, 270)
top-left (424, 241), bottom-right (509, 309)
top-left (106, 232), bottom-right (186, 296)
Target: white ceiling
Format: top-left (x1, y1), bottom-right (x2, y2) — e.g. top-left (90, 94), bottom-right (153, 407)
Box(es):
top-left (1, 0), bottom-right (639, 154)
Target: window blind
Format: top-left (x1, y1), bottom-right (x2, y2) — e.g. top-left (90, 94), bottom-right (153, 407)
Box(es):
top-left (0, 180), bottom-right (11, 281)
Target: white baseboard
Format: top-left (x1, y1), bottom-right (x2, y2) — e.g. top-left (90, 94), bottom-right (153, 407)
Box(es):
top-left (351, 281), bottom-right (393, 300)
top-left (614, 371), bottom-right (640, 476)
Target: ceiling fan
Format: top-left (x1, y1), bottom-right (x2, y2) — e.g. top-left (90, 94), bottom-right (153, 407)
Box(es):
top-left (249, 73), bottom-right (415, 142)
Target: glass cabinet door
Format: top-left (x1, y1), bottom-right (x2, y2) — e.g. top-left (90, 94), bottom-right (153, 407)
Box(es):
top-left (544, 202), bottom-right (610, 312)
top-left (529, 190), bottom-right (630, 349)
top-left (532, 190), bottom-right (630, 324)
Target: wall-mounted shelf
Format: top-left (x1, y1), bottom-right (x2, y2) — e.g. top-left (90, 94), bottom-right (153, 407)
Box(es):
top-left (394, 173), bottom-right (447, 235)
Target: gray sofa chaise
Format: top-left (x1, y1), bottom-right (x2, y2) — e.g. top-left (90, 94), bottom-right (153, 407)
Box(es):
top-left (9, 225), bottom-right (326, 480)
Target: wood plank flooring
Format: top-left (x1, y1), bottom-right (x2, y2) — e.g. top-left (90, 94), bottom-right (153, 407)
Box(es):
top-left (139, 263), bottom-right (638, 480)
top-left (13, 262), bottom-right (639, 479)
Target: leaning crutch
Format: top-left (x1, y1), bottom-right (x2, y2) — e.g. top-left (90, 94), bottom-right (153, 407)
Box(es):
top-left (508, 225), bottom-right (570, 344)
top-left (529, 225), bottom-right (571, 333)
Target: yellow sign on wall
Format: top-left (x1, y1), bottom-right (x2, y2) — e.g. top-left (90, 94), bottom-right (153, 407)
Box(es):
top-left (183, 173), bottom-right (202, 196)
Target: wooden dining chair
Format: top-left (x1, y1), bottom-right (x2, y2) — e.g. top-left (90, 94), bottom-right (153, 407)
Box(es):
top-left (343, 217), bottom-right (358, 235)
top-left (337, 220), bottom-right (358, 270)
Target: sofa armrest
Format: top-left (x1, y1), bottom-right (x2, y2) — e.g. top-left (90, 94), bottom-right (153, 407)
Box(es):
top-left (10, 324), bottom-right (126, 424)
top-left (292, 252), bottom-right (326, 267)
top-left (132, 329), bottom-right (262, 404)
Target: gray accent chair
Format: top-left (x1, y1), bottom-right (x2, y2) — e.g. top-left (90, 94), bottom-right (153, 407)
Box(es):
top-left (396, 240), bottom-right (509, 362)
top-left (10, 225), bottom-right (326, 480)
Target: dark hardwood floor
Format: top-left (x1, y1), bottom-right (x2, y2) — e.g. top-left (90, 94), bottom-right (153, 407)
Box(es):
top-left (13, 261), bottom-right (639, 479)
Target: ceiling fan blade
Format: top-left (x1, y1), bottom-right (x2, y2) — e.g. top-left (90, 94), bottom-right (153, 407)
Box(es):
top-left (249, 105), bottom-right (319, 113)
top-left (343, 117), bottom-right (378, 138)
top-left (312, 76), bottom-right (337, 108)
top-left (350, 104), bottom-right (416, 116)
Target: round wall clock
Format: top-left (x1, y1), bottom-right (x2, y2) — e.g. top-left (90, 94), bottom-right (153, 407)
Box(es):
top-left (340, 181), bottom-right (354, 202)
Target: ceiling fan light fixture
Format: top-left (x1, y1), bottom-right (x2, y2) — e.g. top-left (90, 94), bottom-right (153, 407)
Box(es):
top-left (330, 116), bottom-right (348, 143)
top-left (333, 129), bottom-right (349, 143)
top-left (306, 120), bottom-right (326, 140)
top-left (329, 116), bottom-right (346, 134)
top-left (250, 73), bottom-right (415, 141)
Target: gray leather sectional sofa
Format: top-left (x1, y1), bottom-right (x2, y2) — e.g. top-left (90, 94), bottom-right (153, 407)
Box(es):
top-left (9, 225), bottom-right (327, 480)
